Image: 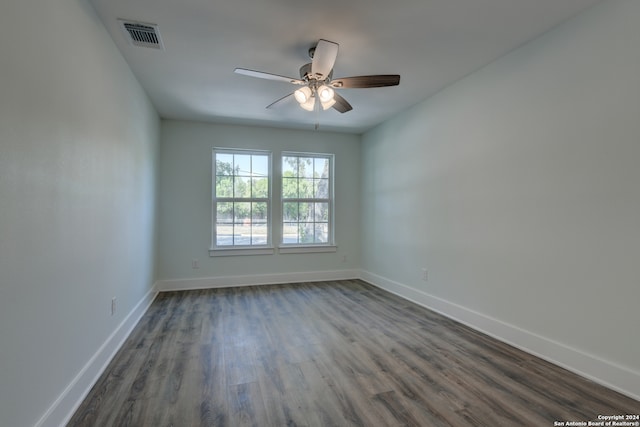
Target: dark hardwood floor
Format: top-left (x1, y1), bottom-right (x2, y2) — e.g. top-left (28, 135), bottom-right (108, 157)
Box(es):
top-left (68, 280), bottom-right (639, 426)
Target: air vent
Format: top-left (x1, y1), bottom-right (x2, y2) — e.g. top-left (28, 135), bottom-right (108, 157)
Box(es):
top-left (118, 19), bottom-right (164, 50)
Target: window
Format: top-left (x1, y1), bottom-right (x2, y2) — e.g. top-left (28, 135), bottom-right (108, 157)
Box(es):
top-left (281, 153), bottom-right (334, 246)
top-left (212, 149), bottom-right (272, 254)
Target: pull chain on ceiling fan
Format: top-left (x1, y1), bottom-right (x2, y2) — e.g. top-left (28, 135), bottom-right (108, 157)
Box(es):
top-left (234, 39), bottom-right (400, 114)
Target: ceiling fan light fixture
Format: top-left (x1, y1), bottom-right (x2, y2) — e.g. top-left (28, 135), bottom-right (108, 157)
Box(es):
top-left (300, 96), bottom-right (316, 111)
top-left (321, 98), bottom-right (336, 110)
top-left (294, 86), bottom-right (312, 104)
top-left (318, 85), bottom-right (334, 103)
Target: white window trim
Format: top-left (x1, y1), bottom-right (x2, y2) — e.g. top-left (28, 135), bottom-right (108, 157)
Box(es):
top-left (211, 148), bottom-right (272, 254)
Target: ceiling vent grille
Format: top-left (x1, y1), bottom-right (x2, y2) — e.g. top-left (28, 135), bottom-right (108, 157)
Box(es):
top-left (118, 19), bottom-right (164, 50)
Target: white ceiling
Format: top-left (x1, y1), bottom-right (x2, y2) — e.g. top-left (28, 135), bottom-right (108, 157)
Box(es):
top-left (89, 0), bottom-right (601, 134)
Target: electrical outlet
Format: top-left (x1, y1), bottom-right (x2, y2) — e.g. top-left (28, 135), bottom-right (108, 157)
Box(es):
top-left (421, 268), bottom-right (428, 282)
top-left (192, 259), bottom-right (199, 269)
top-left (111, 297), bottom-right (117, 316)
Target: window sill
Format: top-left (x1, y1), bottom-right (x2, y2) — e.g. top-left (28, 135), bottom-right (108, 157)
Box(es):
top-left (278, 245), bottom-right (338, 254)
top-left (209, 247), bottom-right (275, 257)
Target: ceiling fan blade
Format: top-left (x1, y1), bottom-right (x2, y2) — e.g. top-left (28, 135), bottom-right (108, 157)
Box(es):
top-left (311, 39), bottom-right (339, 80)
top-left (266, 93), bottom-right (294, 109)
top-left (332, 92), bottom-right (353, 113)
top-left (234, 68), bottom-right (305, 85)
top-left (330, 75), bottom-right (400, 89)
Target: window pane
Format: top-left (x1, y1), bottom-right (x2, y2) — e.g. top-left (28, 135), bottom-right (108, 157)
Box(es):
top-left (314, 178), bottom-right (329, 198)
top-left (252, 202), bottom-right (267, 223)
top-left (251, 224), bottom-right (267, 245)
top-left (299, 157), bottom-right (314, 178)
top-left (252, 201), bottom-right (268, 245)
top-left (234, 176), bottom-right (250, 198)
top-left (314, 203), bottom-right (329, 221)
top-left (282, 157), bottom-right (297, 175)
top-left (216, 202), bottom-right (233, 222)
top-left (234, 202), bottom-right (250, 222)
top-left (314, 157), bottom-right (329, 179)
top-left (234, 223), bottom-right (251, 245)
top-left (234, 154), bottom-right (251, 176)
top-left (314, 224), bottom-right (328, 243)
top-left (283, 202), bottom-right (298, 222)
top-left (283, 223), bottom-right (298, 244)
top-left (216, 154), bottom-right (234, 176)
top-left (251, 233), bottom-right (267, 245)
top-left (282, 177), bottom-right (298, 198)
top-left (299, 179), bottom-right (314, 198)
top-left (216, 224), bottom-right (233, 246)
top-left (252, 177), bottom-right (268, 198)
top-left (216, 200), bottom-right (234, 247)
top-left (216, 176), bottom-right (233, 197)
top-left (252, 155), bottom-right (269, 178)
top-left (298, 202), bottom-right (312, 221)
top-left (299, 223), bottom-right (314, 243)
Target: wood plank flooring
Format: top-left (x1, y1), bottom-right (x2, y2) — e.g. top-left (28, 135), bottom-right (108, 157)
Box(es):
top-left (68, 280), bottom-right (639, 426)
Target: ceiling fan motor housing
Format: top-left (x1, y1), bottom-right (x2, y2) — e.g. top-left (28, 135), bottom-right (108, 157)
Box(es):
top-left (299, 63), bottom-right (332, 82)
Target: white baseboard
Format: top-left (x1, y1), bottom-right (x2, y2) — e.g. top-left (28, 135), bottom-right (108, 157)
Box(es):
top-left (156, 269), bottom-right (360, 292)
top-left (359, 270), bottom-right (640, 402)
top-left (35, 284), bottom-right (159, 427)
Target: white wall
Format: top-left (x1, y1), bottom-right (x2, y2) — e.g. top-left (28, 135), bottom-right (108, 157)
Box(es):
top-left (361, 0), bottom-right (640, 399)
top-left (0, 0), bottom-right (160, 426)
top-left (157, 120), bottom-right (360, 288)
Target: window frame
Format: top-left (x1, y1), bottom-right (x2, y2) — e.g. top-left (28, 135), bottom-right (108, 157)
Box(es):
top-left (279, 151), bottom-right (336, 251)
top-left (210, 148), bottom-right (274, 257)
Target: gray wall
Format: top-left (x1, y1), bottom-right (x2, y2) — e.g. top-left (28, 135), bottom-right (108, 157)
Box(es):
top-left (157, 121), bottom-right (360, 285)
top-left (0, 0), bottom-right (160, 425)
top-left (361, 0), bottom-right (640, 398)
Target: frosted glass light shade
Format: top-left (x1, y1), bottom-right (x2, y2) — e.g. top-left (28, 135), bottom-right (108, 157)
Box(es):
top-left (321, 98), bottom-right (336, 110)
top-left (294, 86), bottom-right (312, 104)
top-left (318, 85), bottom-right (334, 103)
top-left (300, 97), bottom-right (315, 111)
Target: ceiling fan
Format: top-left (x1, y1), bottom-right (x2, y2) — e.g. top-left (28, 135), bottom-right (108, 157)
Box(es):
top-left (234, 39), bottom-right (400, 113)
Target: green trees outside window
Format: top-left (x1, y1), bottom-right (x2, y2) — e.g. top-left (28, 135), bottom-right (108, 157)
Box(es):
top-left (212, 149), bottom-right (333, 250)
top-left (214, 151), bottom-right (270, 247)
top-left (282, 154), bottom-right (332, 245)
